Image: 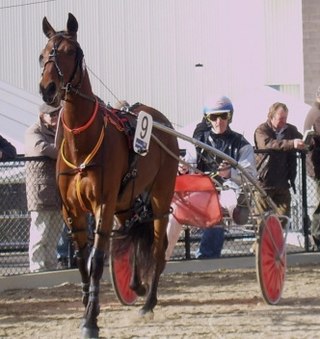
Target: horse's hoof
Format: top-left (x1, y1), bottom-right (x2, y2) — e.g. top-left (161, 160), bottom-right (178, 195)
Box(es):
top-left (139, 308), bottom-right (154, 320)
top-left (81, 325), bottom-right (99, 339)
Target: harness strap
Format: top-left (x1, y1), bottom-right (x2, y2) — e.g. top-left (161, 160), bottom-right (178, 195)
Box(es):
top-left (60, 125), bottom-right (105, 170)
top-left (61, 97), bottom-right (98, 134)
top-left (106, 113), bottom-right (125, 132)
top-left (103, 107), bottom-right (137, 148)
top-left (60, 126), bottom-right (105, 211)
top-left (118, 154), bottom-right (138, 198)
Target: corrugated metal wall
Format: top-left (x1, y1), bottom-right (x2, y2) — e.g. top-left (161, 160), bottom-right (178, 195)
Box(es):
top-left (264, 0), bottom-right (304, 98)
top-left (302, 0), bottom-right (320, 105)
top-left (0, 0), bottom-right (303, 129)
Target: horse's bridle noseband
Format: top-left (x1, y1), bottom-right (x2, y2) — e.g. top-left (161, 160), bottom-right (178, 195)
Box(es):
top-left (45, 43), bottom-right (64, 78)
top-left (41, 34), bottom-right (85, 99)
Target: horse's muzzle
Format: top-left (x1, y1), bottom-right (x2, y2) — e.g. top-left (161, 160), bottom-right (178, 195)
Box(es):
top-left (39, 82), bottom-right (59, 105)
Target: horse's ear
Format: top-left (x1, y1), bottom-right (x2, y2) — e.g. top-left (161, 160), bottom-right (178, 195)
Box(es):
top-left (42, 16), bottom-right (56, 39)
top-left (66, 13), bottom-right (78, 36)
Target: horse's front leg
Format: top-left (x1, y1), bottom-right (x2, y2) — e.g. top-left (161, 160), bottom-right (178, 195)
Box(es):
top-left (81, 245), bottom-right (105, 338)
top-left (75, 242), bottom-right (91, 306)
top-left (63, 211), bottom-right (91, 307)
top-left (81, 212), bottom-right (111, 339)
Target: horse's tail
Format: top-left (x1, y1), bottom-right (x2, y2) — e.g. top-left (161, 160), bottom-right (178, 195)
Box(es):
top-left (131, 219), bottom-right (155, 276)
top-left (112, 219), bottom-right (155, 276)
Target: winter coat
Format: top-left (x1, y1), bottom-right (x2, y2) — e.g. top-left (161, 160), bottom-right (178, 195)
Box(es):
top-left (0, 135), bottom-right (17, 160)
top-left (303, 101), bottom-right (320, 179)
top-left (24, 119), bottom-right (60, 211)
top-left (254, 121), bottom-right (302, 191)
top-left (193, 120), bottom-right (256, 185)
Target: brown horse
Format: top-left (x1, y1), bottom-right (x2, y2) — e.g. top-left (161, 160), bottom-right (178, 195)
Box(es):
top-left (39, 13), bottom-right (179, 338)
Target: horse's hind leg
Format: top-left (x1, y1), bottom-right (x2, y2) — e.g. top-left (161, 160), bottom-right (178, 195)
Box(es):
top-left (139, 217), bottom-right (167, 316)
top-left (130, 243), bottom-right (148, 297)
top-left (138, 150), bottom-right (178, 316)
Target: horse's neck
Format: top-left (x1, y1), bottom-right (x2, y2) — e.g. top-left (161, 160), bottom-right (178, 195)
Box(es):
top-left (63, 99), bottom-right (95, 128)
top-left (63, 73), bottom-right (95, 130)
top-left (68, 69), bottom-right (94, 106)
top-left (61, 69), bottom-right (103, 160)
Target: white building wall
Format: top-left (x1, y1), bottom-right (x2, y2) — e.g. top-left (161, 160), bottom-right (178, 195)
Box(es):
top-left (0, 0), bottom-right (304, 132)
top-left (264, 0), bottom-right (304, 97)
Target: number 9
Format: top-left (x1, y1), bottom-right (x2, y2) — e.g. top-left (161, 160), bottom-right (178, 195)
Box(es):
top-left (140, 116), bottom-right (148, 139)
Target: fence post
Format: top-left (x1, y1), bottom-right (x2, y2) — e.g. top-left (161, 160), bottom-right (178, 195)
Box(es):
top-left (184, 228), bottom-right (191, 259)
top-left (300, 151), bottom-right (310, 251)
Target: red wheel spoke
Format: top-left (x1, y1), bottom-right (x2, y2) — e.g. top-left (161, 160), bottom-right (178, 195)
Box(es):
top-left (256, 214), bottom-right (286, 305)
top-left (110, 242), bottom-right (138, 305)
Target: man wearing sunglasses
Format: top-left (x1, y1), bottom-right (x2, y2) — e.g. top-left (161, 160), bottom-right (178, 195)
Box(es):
top-left (166, 96), bottom-right (256, 260)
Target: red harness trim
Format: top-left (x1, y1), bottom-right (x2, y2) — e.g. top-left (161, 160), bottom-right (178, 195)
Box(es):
top-left (103, 107), bottom-right (136, 148)
top-left (61, 97), bottom-right (98, 134)
top-left (104, 108), bottom-right (126, 131)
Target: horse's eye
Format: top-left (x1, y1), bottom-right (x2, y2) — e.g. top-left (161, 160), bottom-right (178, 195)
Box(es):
top-left (66, 49), bottom-right (76, 57)
top-left (39, 54), bottom-right (44, 67)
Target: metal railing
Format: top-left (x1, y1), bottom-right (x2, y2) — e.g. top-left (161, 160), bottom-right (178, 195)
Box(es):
top-left (0, 152), bottom-right (314, 276)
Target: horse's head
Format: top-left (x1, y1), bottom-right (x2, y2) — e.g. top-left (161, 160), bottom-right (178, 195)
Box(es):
top-left (39, 13), bottom-right (85, 106)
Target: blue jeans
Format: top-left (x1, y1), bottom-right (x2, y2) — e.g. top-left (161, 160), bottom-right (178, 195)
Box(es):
top-left (57, 214), bottom-right (95, 260)
top-left (57, 224), bottom-right (73, 260)
top-left (195, 227), bottom-right (225, 259)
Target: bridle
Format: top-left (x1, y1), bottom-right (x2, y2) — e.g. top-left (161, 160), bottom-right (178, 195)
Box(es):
top-left (41, 34), bottom-right (105, 212)
top-left (41, 33), bottom-right (95, 103)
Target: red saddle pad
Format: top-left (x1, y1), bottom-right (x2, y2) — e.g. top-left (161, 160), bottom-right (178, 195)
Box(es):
top-left (172, 174), bottom-right (222, 228)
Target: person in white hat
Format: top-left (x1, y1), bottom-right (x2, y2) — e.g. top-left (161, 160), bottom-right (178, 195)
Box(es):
top-left (166, 95), bottom-right (256, 260)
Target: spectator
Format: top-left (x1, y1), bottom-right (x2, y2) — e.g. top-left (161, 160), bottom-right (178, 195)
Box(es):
top-left (304, 88), bottom-right (320, 250)
top-left (25, 102), bottom-right (64, 272)
top-left (0, 135), bottom-right (17, 160)
top-left (166, 95), bottom-right (256, 260)
top-left (56, 225), bottom-right (75, 269)
top-left (254, 102), bottom-right (305, 225)
top-left (56, 213), bottom-right (95, 269)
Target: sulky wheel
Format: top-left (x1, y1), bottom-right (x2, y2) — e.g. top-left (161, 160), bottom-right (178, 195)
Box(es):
top-left (256, 214), bottom-right (286, 305)
top-left (109, 239), bottom-right (138, 306)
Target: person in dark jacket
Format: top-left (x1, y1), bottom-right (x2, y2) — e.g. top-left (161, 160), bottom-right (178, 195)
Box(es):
top-left (0, 135), bottom-right (17, 160)
top-left (304, 88), bottom-right (320, 250)
top-left (166, 96), bottom-right (256, 260)
top-left (254, 102), bottom-right (305, 224)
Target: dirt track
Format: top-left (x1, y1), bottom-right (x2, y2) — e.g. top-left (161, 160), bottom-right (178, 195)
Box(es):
top-left (1, 265), bottom-right (320, 338)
